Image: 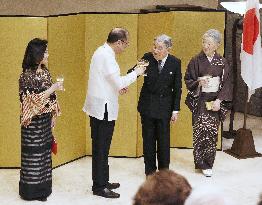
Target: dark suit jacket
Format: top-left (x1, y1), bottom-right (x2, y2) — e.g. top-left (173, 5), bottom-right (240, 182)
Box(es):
top-left (137, 52), bottom-right (182, 119)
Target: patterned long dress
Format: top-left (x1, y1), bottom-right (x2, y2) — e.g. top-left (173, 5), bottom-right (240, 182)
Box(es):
top-left (184, 51), bottom-right (232, 170)
top-left (19, 66), bottom-right (60, 200)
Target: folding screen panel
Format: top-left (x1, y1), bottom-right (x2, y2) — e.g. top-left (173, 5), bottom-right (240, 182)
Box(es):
top-left (0, 17), bottom-right (47, 167)
top-left (85, 14), bottom-right (139, 157)
top-left (48, 15), bottom-right (86, 166)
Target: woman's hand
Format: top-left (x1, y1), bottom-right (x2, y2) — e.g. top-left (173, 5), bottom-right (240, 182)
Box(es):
top-left (44, 82), bottom-right (63, 99)
top-left (199, 78), bottom-right (209, 88)
top-left (212, 99), bottom-right (221, 111)
top-left (52, 82), bottom-right (64, 91)
top-left (51, 117), bottom-right (56, 128)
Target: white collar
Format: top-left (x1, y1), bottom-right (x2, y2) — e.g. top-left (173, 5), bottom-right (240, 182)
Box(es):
top-left (206, 52), bottom-right (215, 62)
top-left (159, 54), bottom-right (168, 66)
top-left (104, 42), bottom-right (115, 57)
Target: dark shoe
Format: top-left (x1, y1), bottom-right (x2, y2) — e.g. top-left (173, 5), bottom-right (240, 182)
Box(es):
top-left (37, 197), bottom-right (47, 202)
top-left (106, 182), bottom-right (120, 189)
top-left (93, 188), bottom-right (120, 198)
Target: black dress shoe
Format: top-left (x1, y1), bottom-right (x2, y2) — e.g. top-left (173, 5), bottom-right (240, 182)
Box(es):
top-left (106, 182), bottom-right (120, 189)
top-left (37, 197), bottom-right (47, 202)
top-left (93, 188), bottom-right (120, 198)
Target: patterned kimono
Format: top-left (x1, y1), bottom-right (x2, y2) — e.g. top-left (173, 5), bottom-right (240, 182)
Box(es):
top-left (184, 51), bottom-right (232, 170)
top-left (19, 66), bottom-right (60, 200)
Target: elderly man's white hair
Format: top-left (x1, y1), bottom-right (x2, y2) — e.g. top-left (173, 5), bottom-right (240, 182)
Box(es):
top-left (203, 29), bottom-right (222, 44)
top-left (154, 34), bottom-right (172, 48)
top-left (185, 185), bottom-right (235, 205)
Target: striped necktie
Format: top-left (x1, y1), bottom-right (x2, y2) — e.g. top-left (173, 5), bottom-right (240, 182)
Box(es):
top-left (158, 60), bottom-right (163, 73)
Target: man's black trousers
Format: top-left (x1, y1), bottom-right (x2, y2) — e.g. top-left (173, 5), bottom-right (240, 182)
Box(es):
top-left (90, 106), bottom-right (115, 192)
top-left (141, 114), bottom-right (170, 175)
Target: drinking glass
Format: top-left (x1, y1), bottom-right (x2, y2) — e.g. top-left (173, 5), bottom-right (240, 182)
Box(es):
top-left (56, 75), bottom-right (65, 91)
top-left (137, 59), bottom-right (149, 76)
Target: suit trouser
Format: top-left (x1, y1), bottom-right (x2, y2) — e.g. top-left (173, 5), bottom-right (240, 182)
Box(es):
top-left (90, 106), bottom-right (115, 192)
top-left (141, 115), bottom-right (170, 175)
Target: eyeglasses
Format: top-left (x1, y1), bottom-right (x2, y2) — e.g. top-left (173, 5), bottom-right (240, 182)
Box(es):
top-left (120, 40), bottom-right (129, 46)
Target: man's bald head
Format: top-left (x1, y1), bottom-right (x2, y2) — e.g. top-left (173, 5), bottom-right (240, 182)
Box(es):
top-left (107, 27), bottom-right (129, 43)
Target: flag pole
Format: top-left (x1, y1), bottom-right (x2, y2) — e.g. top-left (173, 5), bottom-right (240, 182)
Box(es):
top-left (222, 17), bottom-right (241, 139)
top-left (225, 81), bottom-right (261, 159)
top-left (243, 85), bottom-right (248, 129)
top-left (224, 0), bottom-right (262, 159)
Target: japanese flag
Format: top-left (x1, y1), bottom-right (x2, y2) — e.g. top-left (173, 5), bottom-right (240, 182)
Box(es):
top-left (241, 0), bottom-right (262, 101)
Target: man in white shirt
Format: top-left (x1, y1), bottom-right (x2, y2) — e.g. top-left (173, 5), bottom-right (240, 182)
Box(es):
top-left (83, 27), bottom-right (145, 198)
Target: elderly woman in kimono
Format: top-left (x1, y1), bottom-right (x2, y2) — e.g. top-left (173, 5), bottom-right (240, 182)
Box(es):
top-left (184, 29), bottom-right (232, 177)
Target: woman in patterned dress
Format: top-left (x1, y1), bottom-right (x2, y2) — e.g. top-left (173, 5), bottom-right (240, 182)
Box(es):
top-left (19, 38), bottom-right (63, 201)
top-left (184, 29), bottom-right (232, 177)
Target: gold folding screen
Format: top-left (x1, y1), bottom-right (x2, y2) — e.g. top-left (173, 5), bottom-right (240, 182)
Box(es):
top-left (47, 15), bottom-right (86, 167)
top-left (0, 11), bottom-right (225, 167)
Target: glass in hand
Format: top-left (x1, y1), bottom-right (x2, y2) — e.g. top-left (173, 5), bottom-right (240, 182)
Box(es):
top-left (56, 75), bottom-right (65, 91)
top-left (137, 59), bottom-right (149, 76)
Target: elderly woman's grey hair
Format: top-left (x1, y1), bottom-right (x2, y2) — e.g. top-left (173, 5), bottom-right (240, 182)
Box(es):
top-left (203, 29), bottom-right (222, 44)
top-left (154, 34), bottom-right (172, 48)
top-left (185, 185), bottom-right (235, 205)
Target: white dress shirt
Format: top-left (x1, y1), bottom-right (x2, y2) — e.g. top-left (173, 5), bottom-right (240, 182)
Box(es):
top-left (159, 54), bottom-right (168, 68)
top-left (83, 43), bottom-right (137, 121)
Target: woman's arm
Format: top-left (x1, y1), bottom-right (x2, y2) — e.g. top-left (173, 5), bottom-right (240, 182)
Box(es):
top-left (43, 82), bottom-right (63, 99)
top-left (19, 73), bottom-right (62, 127)
top-left (184, 58), bottom-right (201, 93)
top-left (217, 59), bottom-right (233, 101)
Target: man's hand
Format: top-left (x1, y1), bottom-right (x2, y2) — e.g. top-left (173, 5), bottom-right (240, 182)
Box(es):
top-left (119, 87), bottom-right (128, 95)
top-left (171, 112), bottom-right (178, 123)
top-left (134, 65), bottom-right (146, 76)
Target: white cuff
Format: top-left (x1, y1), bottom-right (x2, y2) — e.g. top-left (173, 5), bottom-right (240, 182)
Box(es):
top-left (172, 111), bottom-right (179, 115)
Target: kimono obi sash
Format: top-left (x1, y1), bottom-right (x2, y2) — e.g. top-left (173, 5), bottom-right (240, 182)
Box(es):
top-left (202, 76), bottom-right (220, 93)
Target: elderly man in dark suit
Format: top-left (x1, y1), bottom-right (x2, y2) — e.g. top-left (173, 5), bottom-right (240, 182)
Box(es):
top-left (138, 34), bottom-right (182, 176)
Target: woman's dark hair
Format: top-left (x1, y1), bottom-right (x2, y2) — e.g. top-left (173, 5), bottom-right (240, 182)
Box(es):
top-left (22, 38), bottom-right (48, 72)
top-left (107, 27), bottom-right (128, 43)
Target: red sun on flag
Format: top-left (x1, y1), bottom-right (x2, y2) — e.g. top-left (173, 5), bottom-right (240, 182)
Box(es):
top-left (243, 8), bottom-right (259, 54)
